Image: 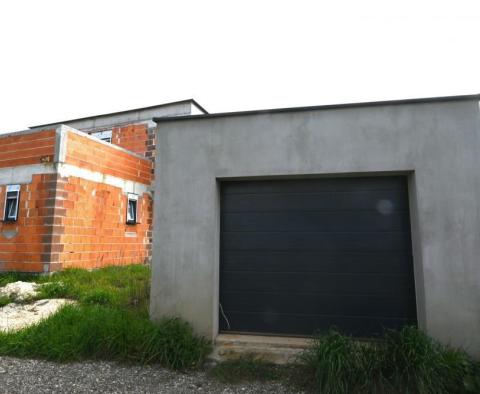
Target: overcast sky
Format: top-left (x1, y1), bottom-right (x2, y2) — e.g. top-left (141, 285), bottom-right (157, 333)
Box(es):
top-left (1, 0), bottom-right (479, 132)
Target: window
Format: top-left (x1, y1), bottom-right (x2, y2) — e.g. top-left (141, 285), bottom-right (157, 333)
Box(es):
top-left (126, 194), bottom-right (138, 224)
top-left (91, 130), bottom-right (112, 143)
top-left (4, 185), bottom-right (20, 222)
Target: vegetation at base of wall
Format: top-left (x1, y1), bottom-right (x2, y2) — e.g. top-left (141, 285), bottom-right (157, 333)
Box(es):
top-left (0, 305), bottom-right (210, 369)
top-left (209, 329), bottom-right (480, 393)
top-left (0, 272), bottom-right (38, 287)
top-left (36, 265), bottom-right (152, 315)
top-left (298, 327), bottom-right (480, 394)
top-left (0, 265), bottom-right (211, 370)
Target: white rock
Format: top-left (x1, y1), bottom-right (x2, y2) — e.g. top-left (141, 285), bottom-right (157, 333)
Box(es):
top-left (0, 281), bottom-right (40, 301)
top-left (0, 299), bottom-right (75, 332)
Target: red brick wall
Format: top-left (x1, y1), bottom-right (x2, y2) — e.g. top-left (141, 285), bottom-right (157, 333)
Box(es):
top-left (0, 174), bottom-right (60, 272)
top-left (0, 129), bottom-right (154, 273)
top-left (111, 124), bottom-right (155, 160)
top-left (65, 131), bottom-right (152, 185)
top-left (52, 176), bottom-right (152, 271)
top-left (0, 130), bottom-right (56, 168)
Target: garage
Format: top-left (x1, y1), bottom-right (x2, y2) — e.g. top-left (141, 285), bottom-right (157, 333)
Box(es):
top-left (219, 176), bottom-right (417, 337)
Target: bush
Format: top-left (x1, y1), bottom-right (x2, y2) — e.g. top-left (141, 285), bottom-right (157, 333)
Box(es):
top-left (299, 327), bottom-right (479, 394)
top-left (0, 304), bottom-right (211, 370)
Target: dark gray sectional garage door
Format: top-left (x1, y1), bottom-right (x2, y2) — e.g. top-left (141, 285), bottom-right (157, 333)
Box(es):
top-left (219, 176), bottom-right (417, 337)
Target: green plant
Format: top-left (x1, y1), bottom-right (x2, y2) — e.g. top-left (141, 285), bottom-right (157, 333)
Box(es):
top-left (298, 327), bottom-right (479, 394)
top-left (382, 327), bottom-right (479, 393)
top-left (0, 304), bottom-right (210, 370)
top-left (298, 330), bottom-right (365, 394)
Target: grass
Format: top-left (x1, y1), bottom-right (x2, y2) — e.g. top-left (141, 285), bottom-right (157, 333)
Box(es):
top-left (0, 265), bottom-right (211, 369)
top-left (35, 265), bottom-right (152, 316)
top-left (298, 327), bottom-right (480, 394)
top-left (0, 305), bottom-right (210, 369)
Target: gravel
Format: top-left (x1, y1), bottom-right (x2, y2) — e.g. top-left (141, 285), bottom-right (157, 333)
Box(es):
top-left (0, 357), bottom-right (302, 393)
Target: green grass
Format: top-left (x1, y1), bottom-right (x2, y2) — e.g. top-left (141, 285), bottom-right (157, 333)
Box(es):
top-left (0, 265), bottom-right (211, 369)
top-left (298, 327), bottom-right (480, 394)
top-left (0, 272), bottom-right (38, 287)
top-left (0, 305), bottom-right (210, 369)
top-left (36, 265), bottom-right (152, 315)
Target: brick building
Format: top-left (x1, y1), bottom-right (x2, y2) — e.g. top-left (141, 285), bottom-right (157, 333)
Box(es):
top-left (0, 100), bottom-right (207, 272)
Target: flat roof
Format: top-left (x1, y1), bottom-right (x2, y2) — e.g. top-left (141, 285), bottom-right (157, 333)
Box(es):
top-left (153, 94), bottom-right (480, 123)
top-left (30, 99), bottom-right (208, 128)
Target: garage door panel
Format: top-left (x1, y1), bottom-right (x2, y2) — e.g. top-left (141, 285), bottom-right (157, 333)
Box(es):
top-left (219, 312), bottom-right (415, 337)
top-left (223, 177), bottom-right (407, 195)
top-left (222, 231), bottom-right (412, 252)
top-left (222, 190), bottom-right (408, 213)
top-left (220, 292), bottom-right (417, 318)
top-left (222, 252), bottom-right (413, 275)
top-left (222, 211), bottom-right (410, 232)
top-left (220, 176), bottom-right (416, 337)
top-left (221, 271), bottom-right (414, 295)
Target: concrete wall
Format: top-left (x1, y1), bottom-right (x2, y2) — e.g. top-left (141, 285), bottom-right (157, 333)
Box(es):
top-left (150, 98), bottom-right (480, 355)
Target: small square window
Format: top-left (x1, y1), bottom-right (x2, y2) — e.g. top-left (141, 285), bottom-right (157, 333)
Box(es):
top-left (126, 193), bottom-right (138, 224)
top-left (4, 185), bottom-right (20, 222)
top-left (91, 130), bottom-right (112, 143)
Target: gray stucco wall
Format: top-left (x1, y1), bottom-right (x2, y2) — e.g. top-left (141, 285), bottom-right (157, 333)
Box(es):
top-left (150, 99), bottom-right (480, 355)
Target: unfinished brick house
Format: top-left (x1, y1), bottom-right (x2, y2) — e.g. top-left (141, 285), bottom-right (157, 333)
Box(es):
top-left (0, 100), bottom-right (207, 272)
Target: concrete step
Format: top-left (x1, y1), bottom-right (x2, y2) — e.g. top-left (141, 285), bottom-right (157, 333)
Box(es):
top-left (210, 334), bottom-right (311, 365)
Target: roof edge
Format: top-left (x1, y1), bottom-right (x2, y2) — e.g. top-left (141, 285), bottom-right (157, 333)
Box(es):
top-left (30, 98), bottom-right (208, 129)
top-left (153, 94), bottom-right (480, 123)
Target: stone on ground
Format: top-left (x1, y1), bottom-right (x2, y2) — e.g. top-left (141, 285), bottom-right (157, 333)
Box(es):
top-left (0, 299), bottom-right (75, 332)
top-left (0, 281), bottom-right (40, 302)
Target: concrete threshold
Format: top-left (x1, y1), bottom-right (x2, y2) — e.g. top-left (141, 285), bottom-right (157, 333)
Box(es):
top-left (210, 333), bottom-right (311, 365)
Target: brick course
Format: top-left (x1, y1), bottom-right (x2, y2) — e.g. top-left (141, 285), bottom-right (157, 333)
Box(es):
top-left (0, 130), bottom-right (56, 168)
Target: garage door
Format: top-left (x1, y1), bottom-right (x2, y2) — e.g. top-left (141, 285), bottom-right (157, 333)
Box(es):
top-left (219, 176), bottom-right (417, 337)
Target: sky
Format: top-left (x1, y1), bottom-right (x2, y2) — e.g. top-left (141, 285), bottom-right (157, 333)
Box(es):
top-left (1, 0), bottom-right (479, 132)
